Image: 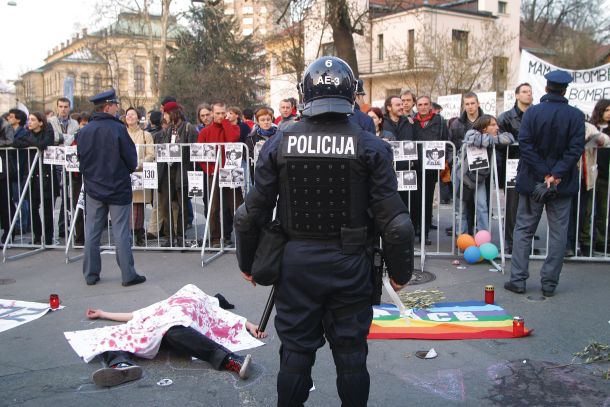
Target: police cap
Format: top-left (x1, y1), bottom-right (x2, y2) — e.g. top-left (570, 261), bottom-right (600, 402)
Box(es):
top-left (89, 89), bottom-right (119, 105)
top-left (544, 70), bottom-right (572, 89)
top-left (356, 79), bottom-right (366, 95)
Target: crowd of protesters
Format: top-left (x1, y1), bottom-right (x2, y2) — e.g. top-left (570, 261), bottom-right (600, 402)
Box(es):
top-left (0, 86), bottom-right (609, 258)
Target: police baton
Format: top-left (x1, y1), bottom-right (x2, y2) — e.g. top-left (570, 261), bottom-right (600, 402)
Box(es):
top-left (258, 286), bottom-right (275, 333)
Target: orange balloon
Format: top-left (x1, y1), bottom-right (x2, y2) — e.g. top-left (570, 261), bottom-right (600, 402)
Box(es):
top-left (457, 234), bottom-right (476, 251)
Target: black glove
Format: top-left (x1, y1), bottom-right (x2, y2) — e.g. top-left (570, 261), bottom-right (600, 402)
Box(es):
top-left (531, 182), bottom-right (557, 203)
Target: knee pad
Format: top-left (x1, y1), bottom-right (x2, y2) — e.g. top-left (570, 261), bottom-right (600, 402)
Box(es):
top-left (279, 346), bottom-right (316, 375)
top-left (331, 344), bottom-right (368, 374)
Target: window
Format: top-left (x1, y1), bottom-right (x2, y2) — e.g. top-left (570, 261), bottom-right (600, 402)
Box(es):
top-left (154, 56), bottom-right (160, 83)
top-left (386, 88), bottom-right (401, 98)
top-left (498, 1), bottom-right (507, 14)
top-left (94, 73), bottom-right (102, 93)
top-left (243, 17), bottom-right (253, 25)
top-left (492, 56), bottom-right (508, 92)
top-left (242, 28), bottom-right (253, 36)
top-left (242, 6), bottom-right (253, 14)
top-left (224, 7), bottom-right (235, 15)
top-left (81, 73), bottom-right (90, 94)
top-left (452, 30), bottom-right (468, 58)
top-left (407, 29), bottom-right (415, 68)
top-left (321, 42), bottom-right (336, 56)
top-left (378, 34), bottom-right (384, 60)
top-left (134, 65), bottom-right (145, 93)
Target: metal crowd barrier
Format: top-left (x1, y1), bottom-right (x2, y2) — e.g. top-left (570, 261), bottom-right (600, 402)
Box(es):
top-left (2, 141), bottom-right (609, 267)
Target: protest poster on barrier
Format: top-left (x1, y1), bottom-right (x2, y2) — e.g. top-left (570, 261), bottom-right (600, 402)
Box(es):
top-left (219, 168), bottom-right (245, 188)
top-left (224, 144), bottom-right (243, 169)
top-left (478, 92), bottom-right (497, 116)
top-left (131, 172), bottom-right (143, 191)
top-left (143, 162), bottom-right (158, 189)
top-left (506, 159), bottom-right (519, 188)
top-left (397, 170), bottom-right (417, 191)
top-left (423, 141), bottom-right (445, 170)
top-left (466, 145), bottom-right (490, 171)
top-left (64, 146), bottom-right (79, 172)
top-left (187, 171), bottom-right (204, 197)
top-left (44, 146), bottom-right (65, 165)
top-left (437, 94), bottom-right (462, 120)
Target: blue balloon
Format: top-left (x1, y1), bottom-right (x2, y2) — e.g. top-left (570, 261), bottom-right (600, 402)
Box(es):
top-left (463, 246), bottom-right (481, 264)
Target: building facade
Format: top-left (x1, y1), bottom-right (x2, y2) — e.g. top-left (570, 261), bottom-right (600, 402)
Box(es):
top-left (15, 13), bottom-right (179, 114)
top-left (297, 0), bottom-right (521, 106)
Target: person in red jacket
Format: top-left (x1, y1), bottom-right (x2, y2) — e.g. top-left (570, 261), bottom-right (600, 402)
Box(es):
top-left (197, 102), bottom-right (242, 247)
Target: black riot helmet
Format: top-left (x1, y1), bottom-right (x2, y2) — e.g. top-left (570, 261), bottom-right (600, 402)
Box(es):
top-left (298, 56), bottom-right (356, 117)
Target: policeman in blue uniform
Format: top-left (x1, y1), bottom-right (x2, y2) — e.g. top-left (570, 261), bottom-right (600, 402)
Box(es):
top-left (235, 57), bottom-right (414, 406)
top-left (77, 89), bottom-right (146, 287)
top-left (504, 70), bottom-right (584, 297)
top-left (349, 79), bottom-right (376, 134)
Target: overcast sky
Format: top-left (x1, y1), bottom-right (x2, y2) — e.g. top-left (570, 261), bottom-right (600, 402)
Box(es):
top-left (0, 0), bottom-right (191, 82)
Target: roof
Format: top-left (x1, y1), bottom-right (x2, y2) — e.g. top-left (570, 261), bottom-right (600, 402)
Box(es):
top-left (595, 44), bottom-right (610, 64)
top-left (520, 36), bottom-right (557, 57)
top-left (61, 47), bottom-right (106, 64)
top-left (369, 0), bottom-right (492, 18)
top-left (92, 12), bottom-right (181, 39)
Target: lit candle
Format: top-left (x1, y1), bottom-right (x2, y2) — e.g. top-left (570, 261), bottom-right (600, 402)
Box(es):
top-left (485, 285), bottom-right (494, 304)
top-left (49, 294), bottom-right (60, 310)
top-left (513, 316), bottom-right (524, 336)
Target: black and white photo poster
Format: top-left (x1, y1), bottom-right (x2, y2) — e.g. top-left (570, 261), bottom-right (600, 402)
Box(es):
top-left (466, 145), bottom-right (489, 171)
top-left (423, 141), bottom-right (445, 170)
top-left (506, 159), bottom-right (519, 188)
top-left (155, 144), bottom-right (170, 162)
top-left (201, 144), bottom-right (217, 162)
top-left (224, 144), bottom-right (243, 169)
top-left (142, 162), bottom-right (158, 189)
top-left (219, 168), bottom-right (245, 188)
top-left (402, 141), bottom-right (417, 161)
top-left (189, 143), bottom-right (205, 162)
top-left (253, 142), bottom-right (263, 165)
top-left (131, 172), bottom-right (143, 191)
top-left (64, 146), bottom-right (79, 172)
top-left (43, 146), bottom-right (65, 165)
top-left (389, 141), bottom-right (403, 161)
top-left (187, 171), bottom-right (204, 197)
top-left (397, 170), bottom-right (417, 191)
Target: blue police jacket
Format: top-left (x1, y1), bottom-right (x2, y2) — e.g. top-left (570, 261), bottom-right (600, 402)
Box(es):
top-left (349, 103), bottom-right (376, 134)
top-left (516, 93), bottom-right (584, 196)
top-left (77, 112), bottom-right (137, 205)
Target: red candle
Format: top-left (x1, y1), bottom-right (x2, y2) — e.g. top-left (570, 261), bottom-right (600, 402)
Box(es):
top-left (513, 316), bottom-right (524, 336)
top-left (484, 285), bottom-right (495, 304)
top-left (50, 294), bottom-right (60, 310)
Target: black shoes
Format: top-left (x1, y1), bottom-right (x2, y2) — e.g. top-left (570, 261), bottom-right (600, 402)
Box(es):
top-left (223, 354), bottom-right (251, 379)
top-left (122, 274), bottom-right (146, 287)
top-left (86, 276), bottom-right (100, 286)
top-left (504, 281), bottom-right (525, 294)
top-left (92, 363), bottom-right (142, 387)
top-left (542, 290), bottom-right (555, 297)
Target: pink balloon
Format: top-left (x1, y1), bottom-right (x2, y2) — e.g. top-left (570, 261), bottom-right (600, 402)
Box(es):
top-left (475, 230), bottom-right (491, 246)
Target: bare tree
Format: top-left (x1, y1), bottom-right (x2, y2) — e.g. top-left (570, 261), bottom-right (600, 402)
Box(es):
top-left (521, 0), bottom-right (609, 68)
top-left (386, 19), bottom-right (517, 96)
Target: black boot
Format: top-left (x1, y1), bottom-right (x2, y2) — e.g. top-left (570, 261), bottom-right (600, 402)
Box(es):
top-left (135, 229), bottom-right (145, 246)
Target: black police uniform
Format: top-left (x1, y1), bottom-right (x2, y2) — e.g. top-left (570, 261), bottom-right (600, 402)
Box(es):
top-left (235, 57), bottom-right (414, 406)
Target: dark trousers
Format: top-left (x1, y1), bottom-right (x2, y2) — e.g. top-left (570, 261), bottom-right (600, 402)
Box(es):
top-left (101, 326), bottom-right (230, 369)
top-left (0, 178), bottom-right (14, 243)
top-left (504, 188), bottom-right (519, 246)
top-left (274, 242), bottom-right (373, 407)
top-left (158, 169), bottom-right (187, 241)
top-left (70, 177), bottom-right (85, 244)
top-left (31, 187), bottom-right (53, 245)
top-left (409, 171), bottom-right (436, 238)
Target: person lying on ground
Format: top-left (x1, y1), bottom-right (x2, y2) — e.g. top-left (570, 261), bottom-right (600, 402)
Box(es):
top-left (64, 284), bottom-right (267, 387)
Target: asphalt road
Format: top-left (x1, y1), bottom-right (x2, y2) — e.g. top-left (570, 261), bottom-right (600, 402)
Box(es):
top-left (1, 247), bottom-right (609, 407)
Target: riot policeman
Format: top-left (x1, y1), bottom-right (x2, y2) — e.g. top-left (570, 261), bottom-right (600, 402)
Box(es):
top-left (235, 56), bottom-right (414, 406)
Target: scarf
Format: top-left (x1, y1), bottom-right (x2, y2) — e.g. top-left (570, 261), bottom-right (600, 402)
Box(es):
top-left (415, 111), bottom-right (435, 128)
top-left (256, 125), bottom-right (277, 138)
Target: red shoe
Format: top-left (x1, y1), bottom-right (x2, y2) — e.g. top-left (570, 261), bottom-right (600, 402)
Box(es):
top-left (223, 354), bottom-right (251, 379)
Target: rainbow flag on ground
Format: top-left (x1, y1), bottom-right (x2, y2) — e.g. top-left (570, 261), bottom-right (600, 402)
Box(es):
top-left (368, 301), bottom-right (533, 340)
